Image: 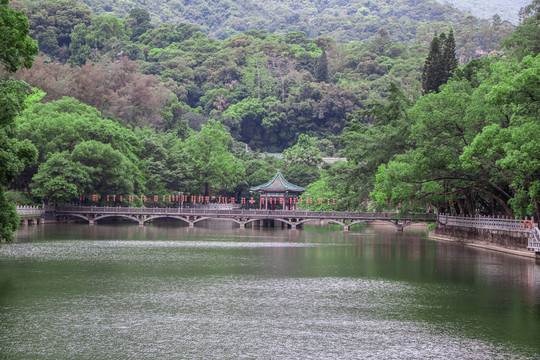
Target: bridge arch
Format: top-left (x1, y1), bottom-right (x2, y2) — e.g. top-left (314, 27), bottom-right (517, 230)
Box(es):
top-left (92, 214), bottom-right (141, 224)
top-left (193, 217), bottom-right (247, 227)
top-left (143, 215), bottom-right (191, 225)
top-left (58, 213), bottom-right (90, 223)
top-left (296, 218), bottom-right (325, 227)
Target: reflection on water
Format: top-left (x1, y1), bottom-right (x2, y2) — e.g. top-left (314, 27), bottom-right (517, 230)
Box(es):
top-left (1, 222), bottom-right (540, 359)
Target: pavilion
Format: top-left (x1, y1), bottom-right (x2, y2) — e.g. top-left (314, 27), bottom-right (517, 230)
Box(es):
top-left (250, 171), bottom-right (306, 210)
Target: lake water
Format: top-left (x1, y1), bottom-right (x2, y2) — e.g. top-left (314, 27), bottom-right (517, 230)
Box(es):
top-left (1, 222), bottom-right (540, 359)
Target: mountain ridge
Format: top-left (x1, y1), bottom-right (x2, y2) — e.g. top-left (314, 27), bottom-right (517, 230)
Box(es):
top-left (58, 0), bottom-right (514, 43)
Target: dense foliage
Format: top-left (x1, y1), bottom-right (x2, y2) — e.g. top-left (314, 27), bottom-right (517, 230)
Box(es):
top-left (12, 1), bottom-right (513, 152)
top-left (21, 0), bottom-right (517, 55)
top-left (322, 3), bottom-right (540, 219)
top-left (0, 0), bottom-right (38, 242)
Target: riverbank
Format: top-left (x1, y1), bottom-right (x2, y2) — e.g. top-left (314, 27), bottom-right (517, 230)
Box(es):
top-left (428, 231), bottom-right (537, 259)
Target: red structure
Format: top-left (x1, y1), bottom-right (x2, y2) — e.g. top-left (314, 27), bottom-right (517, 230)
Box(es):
top-left (250, 171), bottom-right (306, 210)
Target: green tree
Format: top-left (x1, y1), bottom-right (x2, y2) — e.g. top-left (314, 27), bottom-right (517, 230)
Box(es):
top-left (442, 29), bottom-right (459, 81)
top-left (68, 15), bottom-right (130, 65)
top-left (0, 0), bottom-right (38, 72)
top-left (371, 54), bottom-right (540, 218)
top-left (421, 31), bottom-right (458, 94)
top-left (0, 0), bottom-right (38, 243)
top-left (27, 0), bottom-right (91, 60)
top-left (15, 97), bottom-right (144, 196)
top-left (282, 134), bottom-right (322, 168)
top-left (126, 8), bottom-right (153, 41)
top-left (421, 33), bottom-right (443, 94)
top-left (70, 140), bottom-right (140, 197)
top-left (134, 127), bottom-right (193, 194)
top-left (184, 119), bottom-right (245, 196)
top-left (31, 151), bottom-right (90, 204)
top-left (300, 175), bottom-right (339, 211)
top-left (281, 134), bottom-right (322, 187)
top-left (460, 54), bottom-right (540, 218)
top-left (334, 83), bottom-right (413, 206)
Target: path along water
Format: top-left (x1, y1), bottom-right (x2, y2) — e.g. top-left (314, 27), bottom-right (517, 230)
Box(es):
top-left (1, 222), bottom-right (539, 359)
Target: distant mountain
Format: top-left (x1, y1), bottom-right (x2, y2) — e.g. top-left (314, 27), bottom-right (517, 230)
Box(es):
top-left (69, 0), bottom-right (477, 42)
top-left (441, 0), bottom-right (530, 25)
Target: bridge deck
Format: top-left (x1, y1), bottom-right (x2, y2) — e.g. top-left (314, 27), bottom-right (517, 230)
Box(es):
top-left (52, 206), bottom-right (435, 220)
top-left (50, 206), bottom-right (436, 231)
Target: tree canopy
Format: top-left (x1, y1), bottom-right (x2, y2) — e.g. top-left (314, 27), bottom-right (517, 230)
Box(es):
top-left (0, 0), bottom-right (38, 243)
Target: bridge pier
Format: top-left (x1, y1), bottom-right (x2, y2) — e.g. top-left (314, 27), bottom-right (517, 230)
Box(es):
top-left (89, 220), bottom-right (95, 225)
top-left (188, 222), bottom-right (194, 228)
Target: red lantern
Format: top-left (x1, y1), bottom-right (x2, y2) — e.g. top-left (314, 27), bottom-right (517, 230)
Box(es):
top-left (107, 195), bottom-right (110, 202)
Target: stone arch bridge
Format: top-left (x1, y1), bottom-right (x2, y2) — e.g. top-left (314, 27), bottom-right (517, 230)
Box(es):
top-left (50, 206), bottom-right (436, 231)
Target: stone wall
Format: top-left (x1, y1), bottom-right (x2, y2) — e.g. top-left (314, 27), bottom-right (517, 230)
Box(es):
top-left (436, 224), bottom-right (530, 249)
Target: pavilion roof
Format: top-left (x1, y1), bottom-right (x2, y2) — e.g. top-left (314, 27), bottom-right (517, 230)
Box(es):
top-left (250, 171), bottom-right (306, 193)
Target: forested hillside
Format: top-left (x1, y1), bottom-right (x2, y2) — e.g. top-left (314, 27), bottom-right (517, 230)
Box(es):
top-left (22, 0), bottom-right (514, 58)
top-left (13, 0), bottom-right (514, 151)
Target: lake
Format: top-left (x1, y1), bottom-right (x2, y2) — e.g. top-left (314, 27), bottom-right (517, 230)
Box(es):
top-left (1, 222), bottom-right (539, 359)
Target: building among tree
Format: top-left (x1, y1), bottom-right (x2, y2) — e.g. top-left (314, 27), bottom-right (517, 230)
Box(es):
top-left (250, 171), bottom-right (306, 210)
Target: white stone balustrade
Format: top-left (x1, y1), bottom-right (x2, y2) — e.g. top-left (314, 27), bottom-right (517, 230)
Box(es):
top-left (16, 205), bottom-right (45, 215)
